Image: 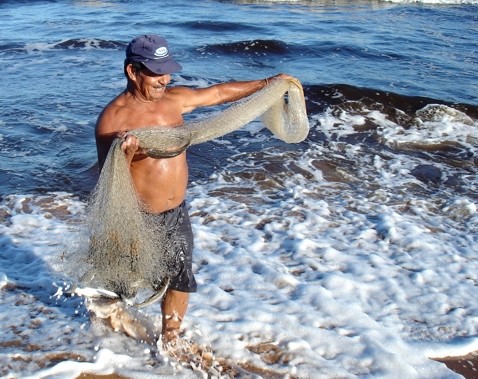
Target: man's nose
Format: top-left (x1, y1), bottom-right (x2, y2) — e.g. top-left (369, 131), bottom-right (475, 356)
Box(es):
top-left (158, 74), bottom-right (170, 85)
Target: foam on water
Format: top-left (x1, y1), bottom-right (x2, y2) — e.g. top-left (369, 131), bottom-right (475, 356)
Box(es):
top-left (1, 97), bottom-right (476, 377)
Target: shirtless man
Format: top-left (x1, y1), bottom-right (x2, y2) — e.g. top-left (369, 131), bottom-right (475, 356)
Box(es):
top-left (95, 34), bottom-right (288, 344)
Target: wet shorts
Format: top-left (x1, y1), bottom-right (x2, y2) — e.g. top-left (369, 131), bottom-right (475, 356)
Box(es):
top-left (149, 201), bottom-right (197, 293)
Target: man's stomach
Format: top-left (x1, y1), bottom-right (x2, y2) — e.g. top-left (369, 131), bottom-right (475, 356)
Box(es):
top-left (130, 155), bottom-right (189, 213)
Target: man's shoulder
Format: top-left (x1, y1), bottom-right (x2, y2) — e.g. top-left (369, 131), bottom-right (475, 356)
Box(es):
top-left (166, 85), bottom-right (195, 98)
top-left (104, 92), bottom-right (129, 111)
top-left (165, 85), bottom-right (210, 113)
top-left (96, 94), bottom-right (129, 133)
top-left (102, 92), bottom-right (133, 117)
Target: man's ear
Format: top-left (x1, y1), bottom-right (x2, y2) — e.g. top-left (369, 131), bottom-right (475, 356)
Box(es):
top-left (126, 63), bottom-right (138, 81)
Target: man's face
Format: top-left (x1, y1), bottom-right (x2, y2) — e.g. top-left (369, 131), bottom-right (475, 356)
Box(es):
top-left (131, 64), bottom-right (171, 101)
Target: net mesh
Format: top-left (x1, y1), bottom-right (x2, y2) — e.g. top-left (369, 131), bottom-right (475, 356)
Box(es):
top-left (72, 77), bottom-right (309, 297)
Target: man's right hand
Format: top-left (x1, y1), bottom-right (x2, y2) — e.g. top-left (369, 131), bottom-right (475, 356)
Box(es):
top-left (119, 132), bottom-right (141, 165)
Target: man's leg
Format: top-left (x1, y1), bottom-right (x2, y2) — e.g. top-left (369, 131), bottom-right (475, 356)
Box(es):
top-left (161, 288), bottom-right (189, 343)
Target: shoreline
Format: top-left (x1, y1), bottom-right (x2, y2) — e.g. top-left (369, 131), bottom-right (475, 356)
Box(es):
top-left (74, 354), bottom-right (478, 379)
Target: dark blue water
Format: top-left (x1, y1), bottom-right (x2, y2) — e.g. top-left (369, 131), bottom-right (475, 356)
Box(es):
top-left (0, 0), bottom-right (477, 198)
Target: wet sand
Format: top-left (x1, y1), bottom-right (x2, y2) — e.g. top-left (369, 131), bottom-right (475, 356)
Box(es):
top-left (75, 310), bottom-right (477, 379)
top-left (434, 352), bottom-right (478, 378)
top-left (75, 354), bottom-right (478, 379)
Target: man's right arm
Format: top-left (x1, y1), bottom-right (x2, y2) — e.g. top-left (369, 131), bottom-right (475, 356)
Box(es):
top-left (95, 105), bottom-right (130, 170)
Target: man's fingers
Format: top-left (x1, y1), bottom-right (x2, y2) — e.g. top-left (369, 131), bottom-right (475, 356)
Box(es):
top-left (121, 134), bottom-right (141, 157)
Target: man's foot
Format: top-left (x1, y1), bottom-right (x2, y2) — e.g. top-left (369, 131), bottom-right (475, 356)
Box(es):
top-left (161, 327), bottom-right (181, 346)
top-left (161, 289), bottom-right (189, 344)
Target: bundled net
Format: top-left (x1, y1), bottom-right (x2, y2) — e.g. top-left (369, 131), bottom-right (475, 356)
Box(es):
top-left (80, 139), bottom-right (177, 298)
top-left (76, 77), bottom-right (309, 297)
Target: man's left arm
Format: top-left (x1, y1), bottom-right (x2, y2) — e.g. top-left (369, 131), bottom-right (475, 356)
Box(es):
top-left (180, 73), bottom-right (289, 114)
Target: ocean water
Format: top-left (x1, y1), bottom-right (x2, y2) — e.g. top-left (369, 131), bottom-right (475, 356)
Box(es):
top-left (1, 0), bottom-right (477, 378)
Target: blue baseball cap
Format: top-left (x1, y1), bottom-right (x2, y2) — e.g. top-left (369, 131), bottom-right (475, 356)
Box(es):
top-left (126, 34), bottom-right (182, 74)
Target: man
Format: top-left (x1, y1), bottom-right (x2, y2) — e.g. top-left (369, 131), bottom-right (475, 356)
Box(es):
top-left (95, 34), bottom-right (289, 344)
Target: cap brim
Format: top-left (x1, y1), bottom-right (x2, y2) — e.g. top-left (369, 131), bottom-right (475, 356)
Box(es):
top-left (142, 58), bottom-right (182, 75)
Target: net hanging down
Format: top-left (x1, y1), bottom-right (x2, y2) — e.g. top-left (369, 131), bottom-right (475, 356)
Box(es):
top-left (79, 77), bottom-right (309, 299)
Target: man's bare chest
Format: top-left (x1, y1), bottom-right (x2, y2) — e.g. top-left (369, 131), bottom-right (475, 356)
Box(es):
top-left (124, 105), bottom-right (183, 130)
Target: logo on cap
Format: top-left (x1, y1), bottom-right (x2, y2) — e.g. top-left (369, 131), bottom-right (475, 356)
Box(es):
top-left (154, 47), bottom-right (169, 59)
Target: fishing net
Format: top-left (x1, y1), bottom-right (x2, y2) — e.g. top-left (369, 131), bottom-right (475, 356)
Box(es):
top-left (75, 77), bottom-right (309, 298)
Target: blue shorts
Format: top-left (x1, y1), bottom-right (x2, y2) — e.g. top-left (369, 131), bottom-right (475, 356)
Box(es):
top-left (149, 201), bottom-right (197, 293)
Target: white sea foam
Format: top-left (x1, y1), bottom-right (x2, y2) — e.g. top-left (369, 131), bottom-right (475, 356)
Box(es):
top-left (1, 97), bottom-right (477, 378)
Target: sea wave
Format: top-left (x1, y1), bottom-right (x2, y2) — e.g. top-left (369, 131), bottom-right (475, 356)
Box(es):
top-left (0, 38), bottom-right (125, 54)
top-left (1, 81), bottom-right (476, 198)
top-left (52, 38), bottom-right (124, 50)
top-left (199, 39), bottom-right (291, 56)
top-left (305, 85), bottom-right (478, 167)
